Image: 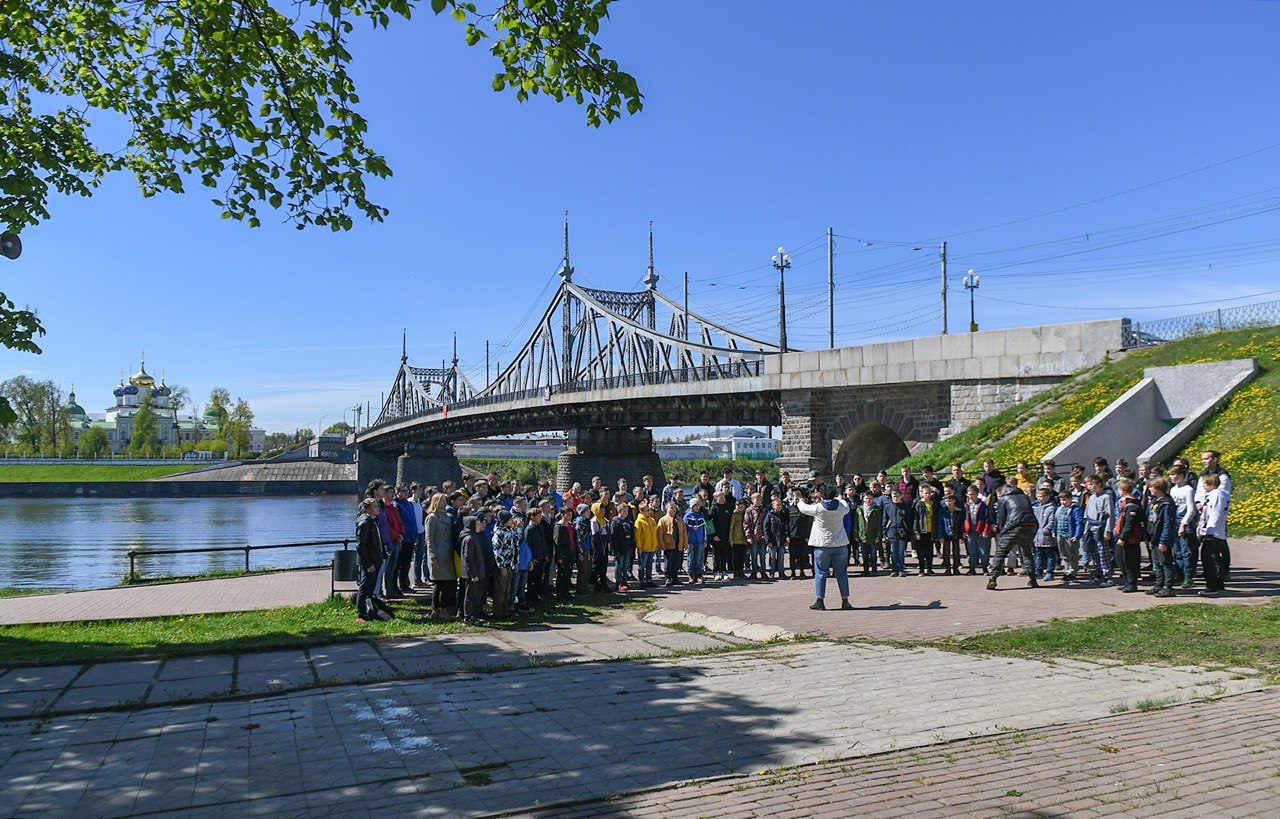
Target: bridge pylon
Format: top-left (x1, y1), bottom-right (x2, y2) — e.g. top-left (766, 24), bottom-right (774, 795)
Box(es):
top-left (556, 427), bottom-right (666, 494)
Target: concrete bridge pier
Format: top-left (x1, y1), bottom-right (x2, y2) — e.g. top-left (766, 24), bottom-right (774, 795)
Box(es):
top-left (556, 427), bottom-right (666, 493)
top-left (355, 443), bottom-right (461, 492)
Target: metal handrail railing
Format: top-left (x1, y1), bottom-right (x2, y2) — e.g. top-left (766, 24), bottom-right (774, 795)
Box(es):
top-left (126, 538), bottom-right (351, 584)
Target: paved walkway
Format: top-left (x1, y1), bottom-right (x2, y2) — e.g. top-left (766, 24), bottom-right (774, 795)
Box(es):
top-left (0, 569), bottom-right (335, 626)
top-left (2, 537), bottom-right (1274, 632)
top-left (0, 609), bottom-right (746, 720)
top-left (655, 537), bottom-right (1280, 640)
top-left (531, 686), bottom-right (1280, 818)
top-left (0, 639), bottom-right (1264, 817)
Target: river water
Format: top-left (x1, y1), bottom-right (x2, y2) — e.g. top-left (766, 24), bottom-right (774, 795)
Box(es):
top-left (0, 496), bottom-right (355, 590)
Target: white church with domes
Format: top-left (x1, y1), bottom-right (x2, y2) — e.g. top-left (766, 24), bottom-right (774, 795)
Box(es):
top-left (66, 360), bottom-right (265, 455)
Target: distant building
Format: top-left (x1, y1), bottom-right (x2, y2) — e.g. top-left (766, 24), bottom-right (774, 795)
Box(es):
top-left (308, 433), bottom-right (353, 461)
top-left (695, 428), bottom-right (780, 460)
top-left (655, 443), bottom-right (713, 460)
top-left (65, 361), bottom-right (266, 455)
top-left (455, 433), bottom-right (568, 459)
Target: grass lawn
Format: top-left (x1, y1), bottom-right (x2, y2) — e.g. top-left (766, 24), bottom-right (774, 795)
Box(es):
top-left (0, 591), bottom-right (646, 665)
top-left (928, 600), bottom-right (1280, 676)
top-left (0, 463), bottom-right (203, 482)
top-left (0, 588), bottom-right (59, 598)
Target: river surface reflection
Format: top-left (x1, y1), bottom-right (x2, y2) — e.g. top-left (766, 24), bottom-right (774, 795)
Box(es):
top-left (0, 496), bottom-right (354, 589)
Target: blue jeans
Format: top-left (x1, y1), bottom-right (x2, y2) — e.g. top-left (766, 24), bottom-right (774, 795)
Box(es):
top-left (1035, 546), bottom-right (1057, 577)
top-left (411, 536), bottom-right (428, 585)
top-left (966, 534), bottom-right (989, 570)
top-left (813, 546), bottom-right (850, 599)
top-left (888, 538), bottom-right (907, 572)
top-left (614, 551), bottom-right (632, 586)
top-left (768, 544), bottom-right (785, 577)
top-left (377, 541), bottom-right (399, 593)
top-left (638, 550), bottom-right (654, 583)
top-left (687, 541), bottom-right (706, 578)
top-left (1174, 534), bottom-right (1198, 582)
top-left (356, 564), bottom-right (379, 619)
top-left (750, 540), bottom-right (767, 574)
top-left (513, 569), bottom-right (528, 606)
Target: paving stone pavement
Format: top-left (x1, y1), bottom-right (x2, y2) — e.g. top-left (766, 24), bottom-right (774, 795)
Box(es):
top-left (0, 640), bottom-right (1263, 817)
top-left (531, 687), bottom-right (1280, 818)
top-left (0, 609), bottom-right (743, 720)
top-left (0, 569), bottom-right (336, 626)
top-left (653, 537), bottom-right (1280, 640)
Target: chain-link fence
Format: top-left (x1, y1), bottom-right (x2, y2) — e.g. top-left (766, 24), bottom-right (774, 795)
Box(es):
top-left (1122, 298), bottom-right (1280, 348)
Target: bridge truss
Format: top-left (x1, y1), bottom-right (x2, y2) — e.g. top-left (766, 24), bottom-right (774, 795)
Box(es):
top-left (370, 222), bottom-right (783, 429)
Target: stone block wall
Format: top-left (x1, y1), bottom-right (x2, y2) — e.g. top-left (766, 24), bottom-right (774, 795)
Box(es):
top-left (942, 377), bottom-right (1060, 437)
top-left (782, 375), bottom-right (1069, 476)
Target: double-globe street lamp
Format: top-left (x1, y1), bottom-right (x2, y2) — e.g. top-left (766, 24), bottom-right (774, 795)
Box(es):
top-left (964, 269), bottom-right (980, 332)
top-left (771, 246), bottom-right (792, 351)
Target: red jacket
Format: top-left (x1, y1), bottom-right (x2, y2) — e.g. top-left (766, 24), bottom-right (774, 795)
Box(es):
top-left (383, 500), bottom-right (404, 543)
top-left (963, 501), bottom-right (990, 537)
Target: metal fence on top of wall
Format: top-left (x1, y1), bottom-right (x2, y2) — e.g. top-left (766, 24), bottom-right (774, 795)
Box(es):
top-left (1122, 298), bottom-right (1280, 349)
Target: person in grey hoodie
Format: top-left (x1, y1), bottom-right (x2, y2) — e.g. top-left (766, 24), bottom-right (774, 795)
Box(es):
top-left (797, 486), bottom-right (853, 611)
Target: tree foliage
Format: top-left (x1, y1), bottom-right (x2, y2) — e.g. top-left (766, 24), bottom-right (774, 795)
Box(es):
top-left (77, 425), bottom-right (110, 457)
top-left (323, 420), bottom-right (353, 435)
top-left (129, 393), bottom-right (161, 457)
top-left (2, 0), bottom-right (639, 234)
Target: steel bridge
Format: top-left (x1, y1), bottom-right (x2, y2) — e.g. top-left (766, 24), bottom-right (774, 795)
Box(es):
top-left (355, 222), bottom-right (786, 488)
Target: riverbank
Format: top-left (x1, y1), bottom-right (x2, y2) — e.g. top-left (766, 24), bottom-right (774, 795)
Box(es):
top-left (0, 480), bottom-right (355, 497)
top-left (0, 463), bottom-right (203, 482)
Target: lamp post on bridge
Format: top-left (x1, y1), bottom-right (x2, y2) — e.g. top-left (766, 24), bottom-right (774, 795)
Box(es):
top-left (771, 246), bottom-right (792, 351)
top-left (963, 269), bottom-right (980, 332)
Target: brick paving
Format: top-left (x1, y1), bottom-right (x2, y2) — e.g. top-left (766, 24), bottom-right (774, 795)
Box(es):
top-left (0, 568), bottom-right (335, 626)
top-left (653, 537), bottom-right (1280, 640)
top-left (0, 640), bottom-right (1263, 817)
top-left (0, 609), bottom-right (743, 720)
top-left (530, 687), bottom-right (1280, 818)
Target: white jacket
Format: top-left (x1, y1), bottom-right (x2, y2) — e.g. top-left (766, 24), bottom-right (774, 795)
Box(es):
top-left (797, 498), bottom-right (851, 549)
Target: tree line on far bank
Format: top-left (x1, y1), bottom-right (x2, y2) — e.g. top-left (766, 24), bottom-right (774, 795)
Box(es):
top-left (458, 458), bottom-right (781, 488)
top-left (0, 377), bottom-right (256, 459)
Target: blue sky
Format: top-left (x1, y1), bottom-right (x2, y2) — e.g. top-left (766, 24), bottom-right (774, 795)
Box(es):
top-left (5, 0), bottom-right (1280, 433)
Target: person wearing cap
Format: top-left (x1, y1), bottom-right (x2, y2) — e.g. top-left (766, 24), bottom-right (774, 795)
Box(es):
top-left (683, 498), bottom-right (709, 583)
top-left (491, 510), bottom-right (520, 618)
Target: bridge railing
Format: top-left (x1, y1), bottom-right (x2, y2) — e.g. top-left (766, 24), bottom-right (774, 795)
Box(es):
top-left (362, 360), bottom-right (765, 434)
top-left (1122, 298), bottom-right (1280, 349)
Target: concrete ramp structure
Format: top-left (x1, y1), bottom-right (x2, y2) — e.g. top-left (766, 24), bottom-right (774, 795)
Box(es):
top-left (1044, 359), bottom-right (1258, 468)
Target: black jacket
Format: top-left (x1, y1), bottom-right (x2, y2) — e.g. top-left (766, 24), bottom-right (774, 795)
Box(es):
top-left (460, 527), bottom-right (487, 580)
top-left (708, 501), bottom-right (733, 544)
top-left (554, 519), bottom-right (577, 562)
top-left (609, 515), bottom-right (635, 556)
top-left (525, 520), bottom-right (550, 562)
top-left (995, 487), bottom-right (1037, 534)
top-left (355, 513), bottom-right (383, 570)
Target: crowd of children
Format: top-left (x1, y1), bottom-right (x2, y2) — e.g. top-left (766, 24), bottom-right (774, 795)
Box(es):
top-left (350, 450), bottom-right (1234, 622)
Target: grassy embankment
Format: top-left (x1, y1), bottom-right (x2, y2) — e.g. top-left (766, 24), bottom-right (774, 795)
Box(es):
top-left (922, 600), bottom-right (1280, 678)
top-left (895, 324), bottom-right (1280, 537)
top-left (0, 591), bottom-right (645, 665)
top-left (0, 463), bottom-right (204, 482)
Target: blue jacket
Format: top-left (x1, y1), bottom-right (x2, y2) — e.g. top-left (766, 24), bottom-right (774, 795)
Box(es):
top-left (1146, 495), bottom-right (1177, 549)
top-left (939, 503), bottom-right (965, 538)
top-left (1055, 502), bottom-right (1084, 540)
top-left (394, 498), bottom-right (419, 540)
top-left (883, 501), bottom-right (910, 540)
top-left (683, 509), bottom-right (707, 544)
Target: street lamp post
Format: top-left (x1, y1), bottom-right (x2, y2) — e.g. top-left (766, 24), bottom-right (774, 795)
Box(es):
top-left (963, 269), bottom-right (980, 332)
top-left (771, 246), bottom-right (792, 351)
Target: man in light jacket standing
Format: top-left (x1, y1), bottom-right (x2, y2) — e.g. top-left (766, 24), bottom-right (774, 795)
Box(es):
top-left (797, 486), bottom-right (853, 611)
